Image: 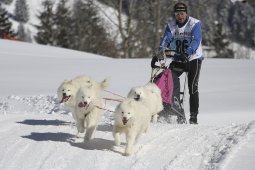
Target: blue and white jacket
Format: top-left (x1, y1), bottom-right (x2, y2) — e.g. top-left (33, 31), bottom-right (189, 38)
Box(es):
top-left (160, 16), bottom-right (203, 61)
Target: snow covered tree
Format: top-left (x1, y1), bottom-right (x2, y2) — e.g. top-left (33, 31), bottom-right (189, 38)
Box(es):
top-left (54, 0), bottom-right (72, 48)
top-left (211, 22), bottom-right (233, 58)
top-left (96, 0), bottom-right (176, 58)
top-left (229, 2), bottom-right (255, 48)
top-left (1, 0), bottom-right (13, 5)
top-left (0, 4), bottom-right (16, 38)
top-left (34, 0), bottom-right (55, 45)
top-left (17, 23), bottom-right (31, 42)
top-left (70, 0), bottom-right (116, 57)
top-left (14, 0), bottom-right (29, 23)
top-left (17, 22), bottom-right (25, 40)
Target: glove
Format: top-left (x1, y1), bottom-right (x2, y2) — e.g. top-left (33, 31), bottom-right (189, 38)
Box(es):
top-left (178, 53), bottom-right (189, 62)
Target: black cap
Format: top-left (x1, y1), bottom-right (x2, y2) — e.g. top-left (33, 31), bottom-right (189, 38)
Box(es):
top-left (174, 2), bottom-right (187, 13)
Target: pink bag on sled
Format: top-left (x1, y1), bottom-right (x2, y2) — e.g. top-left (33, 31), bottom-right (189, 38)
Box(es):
top-left (155, 69), bottom-right (174, 105)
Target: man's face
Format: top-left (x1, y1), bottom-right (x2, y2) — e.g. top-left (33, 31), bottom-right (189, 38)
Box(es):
top-left (175, 11), bottom-right (187, 24)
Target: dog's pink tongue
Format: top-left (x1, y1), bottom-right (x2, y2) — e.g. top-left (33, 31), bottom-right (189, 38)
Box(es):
top-left (60, 96), bottom-right (67, 103)
top-left (122, 118), bottom-right (128, 125)
top-left (60, 96), bottom-right (69, 103)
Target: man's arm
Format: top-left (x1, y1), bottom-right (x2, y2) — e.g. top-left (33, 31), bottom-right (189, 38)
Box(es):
top-left (186, 22), bottom-right (202, 55)
top-left (160, 25), bottom-right (174, 48)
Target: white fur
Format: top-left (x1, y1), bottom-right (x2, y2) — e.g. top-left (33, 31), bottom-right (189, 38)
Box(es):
top-left (57, 75), bottom-right (110, 136)
top-left (127, 82), bottom-right (163, 123)
top-left (74, 85), bottom-right (103, 141)
top-left (113, 98), bottom-right (151, 156)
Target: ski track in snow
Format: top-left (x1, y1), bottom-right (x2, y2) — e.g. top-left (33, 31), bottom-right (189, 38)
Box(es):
top-left (0, 95), bottom-right (254, 170)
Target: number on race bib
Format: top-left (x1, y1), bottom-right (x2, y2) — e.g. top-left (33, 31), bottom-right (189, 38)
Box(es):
top-left (176, 40), bottom-right (189, 53)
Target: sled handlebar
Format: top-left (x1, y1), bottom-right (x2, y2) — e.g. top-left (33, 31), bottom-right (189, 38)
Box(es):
top-left (151, 48), bottom-right (184, 69)
top-left (164, 49), bottom-right (179, 58)
top-left (154, 48), bottom-right (179, 60)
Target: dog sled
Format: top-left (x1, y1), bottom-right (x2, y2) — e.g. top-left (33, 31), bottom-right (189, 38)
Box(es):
top-left (150, 48), bottom-right (189, 124)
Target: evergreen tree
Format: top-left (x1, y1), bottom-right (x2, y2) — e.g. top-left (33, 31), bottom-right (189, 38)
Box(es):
top-left (34, 0), bottom-right (55, 45)
top-left (17, 23), bottom-right (25, 40)
top-left (0, 4), bottom-right (16, 38)
top-left (17, 22), bottom-right (31, 42)
top-left (1, 0), bottom-right (13, 5)
top-left (229, 2), bottom-right (255, 48)
top-left (211, 22), bottom-right (233, 58)
top-left (14, 0), bottom-right (29, 23)
top-left (54, 0), bottom-right (72, 48)
top-left (71, 0), bottom-right (116, 57)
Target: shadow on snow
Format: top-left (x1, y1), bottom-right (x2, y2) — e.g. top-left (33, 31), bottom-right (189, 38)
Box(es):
top-left (21, 132), bottom-right (121, 153)
top-left (97, 123), bottom-right (113, 132)
top-left (70, 138), bottom-right (115, 151)
top-left (21, 132), bottom-right (75, 142)
top-left (16, 119), bottom-right (72, 126)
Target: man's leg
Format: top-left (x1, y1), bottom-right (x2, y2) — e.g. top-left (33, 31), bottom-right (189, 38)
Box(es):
top-left (188, 59), bottom-right (202, 124)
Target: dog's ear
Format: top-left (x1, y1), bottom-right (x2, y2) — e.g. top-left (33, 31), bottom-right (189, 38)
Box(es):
top-left (69, 80), bottom-right (74, 84)
top-left (100, 77), bottom-right (111, 90)
top-left (115, 103), bottom-right (121, 112)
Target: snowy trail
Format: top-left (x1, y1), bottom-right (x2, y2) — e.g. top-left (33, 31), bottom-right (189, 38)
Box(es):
top-left (0, 38), bottom-right (255, 169)
top-left (0, 112), bottom-right (253, 170)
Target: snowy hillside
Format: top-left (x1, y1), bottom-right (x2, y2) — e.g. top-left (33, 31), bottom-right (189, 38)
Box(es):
top-left (0, 39), bottom-right (255, 170)
top-left (2, 0), bottom-right (121, 42)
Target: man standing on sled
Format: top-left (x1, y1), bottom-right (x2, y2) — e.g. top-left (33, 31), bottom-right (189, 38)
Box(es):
top-left (158, 2), bottom-right (203, 124)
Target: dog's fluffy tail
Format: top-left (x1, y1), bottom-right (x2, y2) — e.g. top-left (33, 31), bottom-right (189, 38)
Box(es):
top-left (100, 77), bottom-right (111, 90)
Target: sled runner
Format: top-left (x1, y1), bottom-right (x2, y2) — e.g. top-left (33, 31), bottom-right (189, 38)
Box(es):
top-left (150, 48), bottom-right (188, 124)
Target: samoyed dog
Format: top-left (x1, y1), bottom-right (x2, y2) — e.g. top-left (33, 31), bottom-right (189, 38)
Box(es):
top-left (113, 98), bottom-right (151, 156)
top-left (127, 82), bottom-right (163, 122)
top-left (74, 85), bottom-right (104, 141)
top-left (57, 75), bottom-right (110, 136)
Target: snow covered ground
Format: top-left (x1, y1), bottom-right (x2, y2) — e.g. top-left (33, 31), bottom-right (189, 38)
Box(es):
top-left (0, 39), bottom-right (255, 170)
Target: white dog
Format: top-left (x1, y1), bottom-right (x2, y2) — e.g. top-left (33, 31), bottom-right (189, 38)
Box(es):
top-left (74, 85), bottom-right (104, 141)
top-left (127, 82), bottom-right (163, 122)
top-left (57, 75), bottom-right (110, 136)
top-left (113, 98), bottom-right (151, 156)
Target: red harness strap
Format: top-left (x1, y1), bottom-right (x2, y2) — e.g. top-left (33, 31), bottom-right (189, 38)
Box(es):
top-left (103, 90), bottom-right (126, 99)
top-left (95, 105), bottom-right (114, 113)
top-left (102, 97), bottom-right (123, 102)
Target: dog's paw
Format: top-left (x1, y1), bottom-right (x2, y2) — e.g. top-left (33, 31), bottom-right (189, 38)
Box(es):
top-left (84, 136), bottom-right (94, 142)
top-left (75, 132), bottom-right (83, 138)
top-left (124, 148), bottom-right (133, 156)
top-left (123, 152), bottom-right (132, 156)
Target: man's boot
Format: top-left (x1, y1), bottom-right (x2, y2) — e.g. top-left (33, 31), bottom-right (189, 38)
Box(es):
top-left (189, 113), bottom-right (198, 124)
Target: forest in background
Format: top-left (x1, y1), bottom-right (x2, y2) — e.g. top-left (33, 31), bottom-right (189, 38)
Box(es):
top-left (0, 0), bottom-right (254, 58)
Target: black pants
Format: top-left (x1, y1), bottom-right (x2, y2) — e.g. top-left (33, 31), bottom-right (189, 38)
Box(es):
top-left (174, 59), bottom-right (202, 116)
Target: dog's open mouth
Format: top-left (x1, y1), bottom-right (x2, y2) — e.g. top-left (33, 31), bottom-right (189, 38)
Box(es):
top-left (122, 117), bottom-right (128, 125)
top-left (134, 96), bottom-right (140, 101)
top-left (78, 102), bottom-right (89, 109)
top-left (60, 95), bottom-right (71, 103)
top-left (134, 97), bottom-right (139, 101)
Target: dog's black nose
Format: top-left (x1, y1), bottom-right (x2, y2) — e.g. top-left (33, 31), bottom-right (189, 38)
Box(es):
top-left (134, 94), bottom-right (140, 101)
top-left (63, 93), bottom-right (67, 97)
